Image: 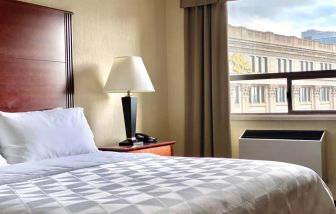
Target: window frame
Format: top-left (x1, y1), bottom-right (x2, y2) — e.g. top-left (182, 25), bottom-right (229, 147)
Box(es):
top-left (230, 69), bottom-right (336, 114)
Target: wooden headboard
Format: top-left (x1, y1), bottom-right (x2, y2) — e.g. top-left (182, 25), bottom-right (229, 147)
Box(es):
top-left (0, 0), bottom-right (74, 112)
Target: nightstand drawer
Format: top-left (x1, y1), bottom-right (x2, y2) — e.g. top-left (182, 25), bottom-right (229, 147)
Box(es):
top-left (130, 145), bottom-right (172, 156)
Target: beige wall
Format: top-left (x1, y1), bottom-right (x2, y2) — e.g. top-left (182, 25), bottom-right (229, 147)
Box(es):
top-left (20, 0), bottom-right (169, 147)
top-left (165, 0), bottom-right (185, 156)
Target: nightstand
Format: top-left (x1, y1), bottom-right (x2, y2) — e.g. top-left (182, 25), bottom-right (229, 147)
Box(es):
top-left (99, 141), bottom-right (176, 156)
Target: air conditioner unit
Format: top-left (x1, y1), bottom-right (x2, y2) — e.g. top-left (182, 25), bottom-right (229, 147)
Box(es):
top-left (239, 130), bottom-right (326, 181)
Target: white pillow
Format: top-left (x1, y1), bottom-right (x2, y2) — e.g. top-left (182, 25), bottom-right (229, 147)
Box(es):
top-left (0, 154), bottom-right (7, 166)
top-left (0, 108), bottom-right (98, 164)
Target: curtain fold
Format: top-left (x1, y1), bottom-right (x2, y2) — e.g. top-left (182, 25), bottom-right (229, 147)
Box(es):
top-left (184, 0), bottom-right (231, 157)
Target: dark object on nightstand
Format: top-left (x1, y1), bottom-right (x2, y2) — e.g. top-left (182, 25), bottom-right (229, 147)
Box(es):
top-left (135, 133), bottom-right (157, 144)
top-left (99, 141), bottom-right (175, 156)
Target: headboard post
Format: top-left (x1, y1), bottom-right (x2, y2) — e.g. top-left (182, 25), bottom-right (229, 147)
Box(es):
top-left (65, 12), bottom-right (74, 108)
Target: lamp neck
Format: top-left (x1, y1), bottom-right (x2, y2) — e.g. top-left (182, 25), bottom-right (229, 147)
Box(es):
top-left (127, 90), bottom-right (131, 97)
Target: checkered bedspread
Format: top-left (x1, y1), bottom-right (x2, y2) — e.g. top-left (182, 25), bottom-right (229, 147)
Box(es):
top-left (0, 154), bottom-right (335, 214)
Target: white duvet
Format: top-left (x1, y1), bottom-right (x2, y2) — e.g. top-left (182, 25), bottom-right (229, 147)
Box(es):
top-left (0, 152), bottom-right (334, 214)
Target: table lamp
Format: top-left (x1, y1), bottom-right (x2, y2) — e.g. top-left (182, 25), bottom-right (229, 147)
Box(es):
top-left (104, 56), bottom-right (155, 146)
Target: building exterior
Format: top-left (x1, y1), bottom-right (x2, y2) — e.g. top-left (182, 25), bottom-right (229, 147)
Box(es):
top-left (228, 25), bottom-right (336, 113)
top-left (302, 29), bottom-right (336, 45)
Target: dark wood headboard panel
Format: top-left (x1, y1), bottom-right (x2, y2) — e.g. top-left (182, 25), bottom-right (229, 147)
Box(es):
top-left (0, 0), bottom-right (74, 112)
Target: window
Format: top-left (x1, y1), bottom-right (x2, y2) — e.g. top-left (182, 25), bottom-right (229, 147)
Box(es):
top-left (234, 85), bottom-right (240, 104)
top-left (251, 56), bottom-right (255, 72)
top-left (263, 57), bottom-right (268, 73)
top-left (289, 60), bottom-right (293, 72)
top-left (282, 59), bottom-right (287, 73)
top-left (228, 0), bottom-right (336, 114)
top-left (278, 58), bottom-right (290, 73)
top-left (251, 55), bottom-right (268, 73)
top-left (320, 87), bottom-right (330, 102)
top-left (300, 61), bottom-right (312, 71)
top-left (276, 87), bottom-right (287, 103)
top-left (278, 59), bottom-right (281, 73)
top-left (256, 56), bottom-right (261, 73)
top-left (299, 87), bottom-right (311, 102)
top-left (321, 63), bottom-right (329, 70)
top-left (250, 86), bottom-right (265, 104)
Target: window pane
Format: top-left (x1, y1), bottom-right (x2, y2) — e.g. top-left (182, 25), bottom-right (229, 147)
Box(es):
top-left (293, 79), bottom-right (336, 111)
top-left (230, 79), bottom-right (287, 113)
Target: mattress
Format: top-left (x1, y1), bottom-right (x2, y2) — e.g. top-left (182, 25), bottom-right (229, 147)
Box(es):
top-left (0, 151), bottom-right (334, 214)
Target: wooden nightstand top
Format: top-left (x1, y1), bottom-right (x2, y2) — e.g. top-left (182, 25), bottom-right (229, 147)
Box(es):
top-left (99, 141), bottom-right (176, 152)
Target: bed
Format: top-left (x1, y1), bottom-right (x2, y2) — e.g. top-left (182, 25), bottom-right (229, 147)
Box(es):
top-left (0, 0), bottom-right (335, 214)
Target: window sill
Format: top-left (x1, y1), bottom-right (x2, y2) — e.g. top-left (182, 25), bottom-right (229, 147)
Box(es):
top-left (231, 114), bottom-right (336, 121)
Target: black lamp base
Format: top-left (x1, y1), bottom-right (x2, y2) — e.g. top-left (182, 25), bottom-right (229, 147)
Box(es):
top-left (120, 95), bottom-right (138, 146)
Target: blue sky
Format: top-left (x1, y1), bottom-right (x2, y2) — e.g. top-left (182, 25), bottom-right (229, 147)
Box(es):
top-left (228, 0), bottom-right (336, 37)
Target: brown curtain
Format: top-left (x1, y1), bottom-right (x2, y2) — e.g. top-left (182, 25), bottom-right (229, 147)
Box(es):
top-left (184, 0), bottom-right (231, 157)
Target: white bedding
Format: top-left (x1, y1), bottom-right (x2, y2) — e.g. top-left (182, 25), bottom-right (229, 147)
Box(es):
top-left (0, 152), bottom-right (334, 214)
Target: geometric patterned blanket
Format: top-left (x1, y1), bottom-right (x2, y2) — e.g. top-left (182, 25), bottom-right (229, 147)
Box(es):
top-left (0, 154), bottom-right (335, 214)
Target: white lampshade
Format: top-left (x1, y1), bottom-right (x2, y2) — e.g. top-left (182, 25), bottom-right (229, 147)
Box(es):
top-left (104, 56), bottom-right (155, 93)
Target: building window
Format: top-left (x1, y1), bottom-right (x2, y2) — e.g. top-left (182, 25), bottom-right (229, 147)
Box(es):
top-left (251, 56), bottom-right (268, 73)
top-left (251, 56), bottom-right (255, 72)
top-left (299, 87), bottom-right (311, 102)
top-left (257, 56), bottom-right (261, 73)
top-left (234, 85), bottom-right (240, 104)
top-left (276, 87), bottom-right (287, 103)
top-left (278, 58), bottom-right (290, 73)
top-left (300, 61), bottom-right (312, 71)
top-left (250, 86), bottom-right (265, 103)
top-left (289, 60), bottom-right (293, 72)
top-left (278, 59), bottom-right (281, 73)
top-left (320, 87), bottom-right (330, 102)
top-left (310, 62), bottom-right (313, 71)
top-left (263, 57), bottom-right (268, 73)
top-left (320, 63), bottom-right (329, 70)
top-left (282, 59), bottom-right (287, 73)
top-left (329, 64), bottom-right (332, 70)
